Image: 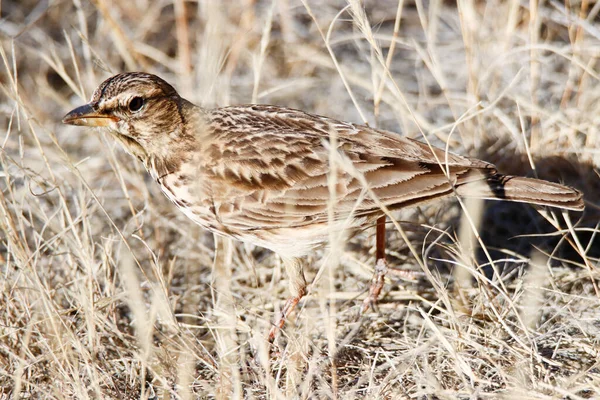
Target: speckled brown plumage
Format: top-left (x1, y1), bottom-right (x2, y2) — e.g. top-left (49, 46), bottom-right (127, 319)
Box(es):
top-left (63, 72), bottom-right (584, 336)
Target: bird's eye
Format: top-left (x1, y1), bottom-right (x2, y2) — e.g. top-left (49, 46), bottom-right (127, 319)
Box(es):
top-left (128, 97), bottom-right (144, 112)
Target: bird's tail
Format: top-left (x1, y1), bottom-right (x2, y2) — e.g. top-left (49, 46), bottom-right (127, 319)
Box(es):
top-left (455, 173), bottom-right (584, 211)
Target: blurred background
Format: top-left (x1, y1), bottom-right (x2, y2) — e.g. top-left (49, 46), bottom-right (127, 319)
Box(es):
top-left (1, 1), bottom-right (599, 398)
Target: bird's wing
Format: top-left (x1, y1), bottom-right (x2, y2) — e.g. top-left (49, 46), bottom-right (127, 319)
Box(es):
top-left (202, 105), bottom-right (495, 231)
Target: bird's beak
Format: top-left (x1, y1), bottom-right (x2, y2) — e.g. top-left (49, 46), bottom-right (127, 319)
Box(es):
top-left (62, 103), bottom-right (118, 127)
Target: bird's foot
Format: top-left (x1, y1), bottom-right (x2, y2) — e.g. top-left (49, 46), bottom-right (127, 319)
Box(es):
top-left (268, 291), bottom-right (304, 341)
top-left (387, 266), bottom-right (424, 282)
top-left (360, 258), bottom-right (388, 315)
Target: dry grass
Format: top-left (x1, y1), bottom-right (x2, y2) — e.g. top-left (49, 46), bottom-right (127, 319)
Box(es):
top-left (1, 0), bottom-right (600, 398)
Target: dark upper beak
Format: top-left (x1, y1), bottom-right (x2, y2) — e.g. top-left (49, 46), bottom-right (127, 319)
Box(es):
top-left (62, 103), bottom-right (118, 127)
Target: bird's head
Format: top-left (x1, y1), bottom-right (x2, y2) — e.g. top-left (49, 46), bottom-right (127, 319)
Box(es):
top-left (63, 72), bottom-right (189, 160)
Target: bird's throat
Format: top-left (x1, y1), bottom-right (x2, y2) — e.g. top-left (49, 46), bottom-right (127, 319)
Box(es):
top-left (111, 131), bottom-right (148, 160)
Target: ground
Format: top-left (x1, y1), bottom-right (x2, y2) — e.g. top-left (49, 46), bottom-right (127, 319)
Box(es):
top-left (1, 0), bottom-right (599, 398)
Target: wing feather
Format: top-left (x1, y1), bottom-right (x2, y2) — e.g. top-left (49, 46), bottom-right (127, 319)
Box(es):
top-left (203, 105), bottom-right (494, 231)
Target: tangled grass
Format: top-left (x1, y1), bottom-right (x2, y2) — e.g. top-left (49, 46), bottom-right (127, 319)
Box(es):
top-left (1, 1), bottom-right (599, 398)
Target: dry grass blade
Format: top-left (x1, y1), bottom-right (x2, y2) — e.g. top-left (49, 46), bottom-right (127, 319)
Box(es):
top-left (1, 1), bottom-right (599, 399)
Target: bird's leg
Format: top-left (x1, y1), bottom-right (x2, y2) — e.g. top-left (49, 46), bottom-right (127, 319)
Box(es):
top-left (269, 257), bottom-right (307, 340)
top-left (361, 216), bottom-right (388, 314)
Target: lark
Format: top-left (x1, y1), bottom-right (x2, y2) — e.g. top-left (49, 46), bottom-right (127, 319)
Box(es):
top-left (63, 72), bottom-right (584, 336)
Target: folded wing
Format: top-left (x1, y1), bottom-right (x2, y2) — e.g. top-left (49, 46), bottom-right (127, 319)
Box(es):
top-left (202, 105), bottom-right (582, 232)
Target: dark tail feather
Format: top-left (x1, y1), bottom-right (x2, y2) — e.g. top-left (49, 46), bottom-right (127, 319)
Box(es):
top-left (456, 174), bottom-right (584, 211)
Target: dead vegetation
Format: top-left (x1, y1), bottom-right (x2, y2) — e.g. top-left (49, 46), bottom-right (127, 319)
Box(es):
top-left (1, 0), bottom-right (599, 398)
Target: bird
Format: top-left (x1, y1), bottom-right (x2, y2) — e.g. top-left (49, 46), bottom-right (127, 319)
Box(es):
top-left (63, 72), bottom-right (584, 337)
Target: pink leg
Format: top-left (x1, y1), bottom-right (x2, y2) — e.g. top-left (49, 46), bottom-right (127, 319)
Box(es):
top-left (269, 257), bottom-right (307, 341)
top-left (268, 287), bottom-right (306, 341)
top-left (361, 216), bottom-right (387, 313)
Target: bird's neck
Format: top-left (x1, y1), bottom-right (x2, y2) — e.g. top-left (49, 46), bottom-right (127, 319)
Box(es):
top-left (141, 100), bottom-right (207, 182)
top-left (142, 134), bottom-right (200, 183)
top-left (144, 153), bottom-right (182, 182)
